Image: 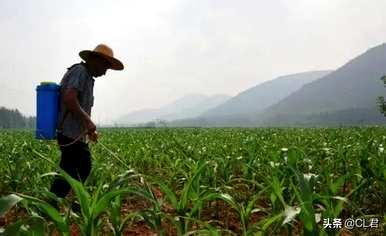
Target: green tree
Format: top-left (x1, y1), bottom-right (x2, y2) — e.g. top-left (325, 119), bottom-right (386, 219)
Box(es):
top-left (378, 75), bottom-right (386, 116)
top-left (0, 107), bottom-right (35, 128)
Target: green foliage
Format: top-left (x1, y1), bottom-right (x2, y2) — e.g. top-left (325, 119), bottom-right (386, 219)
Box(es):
top-left (0, 194), bottom-right (22, 217)
top-left (0, 128), bottom-right (385, 235)
top-left (378, 75), bottom-right (386, 116)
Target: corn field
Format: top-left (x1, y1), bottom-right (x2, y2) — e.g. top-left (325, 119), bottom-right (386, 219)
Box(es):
top-left (0, 128), bottom-right (385, 235)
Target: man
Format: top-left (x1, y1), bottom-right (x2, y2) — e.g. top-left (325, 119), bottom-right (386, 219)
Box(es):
top-left (50, 44), bottom-right (124, 202)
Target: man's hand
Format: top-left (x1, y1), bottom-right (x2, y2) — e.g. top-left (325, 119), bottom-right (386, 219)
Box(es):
top-left (85, 119), bottom-right (96, 134)
top-left (88, 131), bottom-right (98, 143)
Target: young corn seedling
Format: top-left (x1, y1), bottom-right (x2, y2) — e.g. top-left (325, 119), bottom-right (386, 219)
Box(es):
top-left (289, 166), bottom-right (318, 236)
top-left (210, 190), bottom-right (268, 236)
top-left (103, 170), bottom-right (144, 236)
top-left (0, 214), bottom-right (47, 236)
top-left (155, 161), bottom-right (216, 235)
top-left (108, 195), bottom-right (142, 236)
top-left (0, 193), bottom-right (70, 236)
top-left (32, 150), bottom-right (132, 236)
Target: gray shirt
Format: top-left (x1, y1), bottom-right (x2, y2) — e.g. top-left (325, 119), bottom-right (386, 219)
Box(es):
top-left (57, 63), bottom-right (95, 142)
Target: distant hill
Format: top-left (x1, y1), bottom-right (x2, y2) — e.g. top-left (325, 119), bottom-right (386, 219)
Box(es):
top-left (201, 71), bottom-right (331, 119)
top-left (167, 43), bottom-right (386, 127)
top-left (160, 94), bottom-right (231, 121)
top-left (259, 43), bottom-right (386, 125)
top-left (119, 43), bottom-right (386, 127)
top-left (116, 94), bottom-right (231, 125)
top-left (0, 107), bottom-right (35, 128)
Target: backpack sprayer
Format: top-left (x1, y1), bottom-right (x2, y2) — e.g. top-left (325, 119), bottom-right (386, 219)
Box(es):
top-left (35, 81), bottom-right (90, 146)
top-left (35, 82), bottom-right (60, 140)
top-left (35, 81), bottom-right (89, 144)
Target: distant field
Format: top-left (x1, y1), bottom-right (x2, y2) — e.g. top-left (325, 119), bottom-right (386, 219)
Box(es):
top-left (0, 128), bottom-right (385, 235)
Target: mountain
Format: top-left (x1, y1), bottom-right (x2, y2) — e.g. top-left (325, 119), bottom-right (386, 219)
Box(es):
top-left (160, 94), bottom-right (231, 121)
top-left (200, 71), bottom-right (332, 119)
top-left (117, 94), bottom-right (231, 125)
top-left (259, 43), bottom-right (386, 125)
top-left (115, 108), bottom-right (161, 125)
top-left (120, 43), bottom-right (386, 127)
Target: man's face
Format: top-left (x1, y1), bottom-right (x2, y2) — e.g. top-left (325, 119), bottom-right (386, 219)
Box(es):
top-left (89, 56), bottom-right (111, 77)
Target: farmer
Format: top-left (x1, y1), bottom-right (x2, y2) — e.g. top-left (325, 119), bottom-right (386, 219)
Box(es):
top-left (50, 44), bottom-right (124, 204)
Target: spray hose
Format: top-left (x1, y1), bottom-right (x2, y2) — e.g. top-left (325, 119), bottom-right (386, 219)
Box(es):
top-left (57, 130), bottom-right (89, 147)
top-left (55, 131), bottom-right (130, 169)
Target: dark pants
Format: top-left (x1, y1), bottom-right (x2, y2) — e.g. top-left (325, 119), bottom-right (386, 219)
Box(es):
top-left (50, 133), bottom-right (92, 198)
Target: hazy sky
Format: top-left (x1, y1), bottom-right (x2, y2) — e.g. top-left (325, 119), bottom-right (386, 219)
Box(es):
top-left (1, 0), bottom-right (386, 123)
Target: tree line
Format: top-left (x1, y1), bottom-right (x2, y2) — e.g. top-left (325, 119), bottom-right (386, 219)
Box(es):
top-left (0, 107), bottom-right (35, 128)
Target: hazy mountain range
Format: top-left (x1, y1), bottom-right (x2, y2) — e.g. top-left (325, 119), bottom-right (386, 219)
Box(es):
top-left (116, 94), bottom-right (231, 125)
top-left (119, 43), bottom-right (386, 127)
top-left (257, 43), bottom-right (386, 126)
top-left (201, 70), bottom-right (331, 119)
top-left (116, 71), bottom-right (330, 126)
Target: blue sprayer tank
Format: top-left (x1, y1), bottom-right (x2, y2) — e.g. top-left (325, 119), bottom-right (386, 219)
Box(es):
top-left (35, 82), bottom-right (60, 140)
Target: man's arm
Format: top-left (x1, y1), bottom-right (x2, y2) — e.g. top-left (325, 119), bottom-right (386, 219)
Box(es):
top-left (62, 88), bottom-right (96, 134)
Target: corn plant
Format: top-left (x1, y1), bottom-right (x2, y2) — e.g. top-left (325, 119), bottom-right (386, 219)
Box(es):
top-left (155, 161), bottom-right (211, 235)
top-left (29, 150), bottom-right (133, 235)
top-left (0, 193), bottom-right (70, 235)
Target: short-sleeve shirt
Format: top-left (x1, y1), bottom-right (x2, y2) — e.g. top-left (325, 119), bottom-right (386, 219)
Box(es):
top-left (57, 63), bottom-right (95, 142)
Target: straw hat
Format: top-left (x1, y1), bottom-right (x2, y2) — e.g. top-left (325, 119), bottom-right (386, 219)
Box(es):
top-left (79, 44), bottom-right (124, 70)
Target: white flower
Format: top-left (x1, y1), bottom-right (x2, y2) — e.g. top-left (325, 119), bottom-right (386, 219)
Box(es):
top-left (304, 173), bottom-right (318, 181)
top-left (315, 213), bottom-right (321, 223)
top-left (213, 162), bottom-right (218, 173)
top-left (378, 144), bottom-right (384, 153)
top-left (332, 196), bottom-right (348, 202)
top-left (270, 161), bottom-right (280, 167)
top-left (270, 161), bottom-right (275, 167)
top-left (282, 206), bottom-right (301, 225)
top-left (281, 148), bottom-right (288, 163)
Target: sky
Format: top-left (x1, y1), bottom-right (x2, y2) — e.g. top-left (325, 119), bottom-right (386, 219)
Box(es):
top-left (1, 0), bottom-right (386, 124)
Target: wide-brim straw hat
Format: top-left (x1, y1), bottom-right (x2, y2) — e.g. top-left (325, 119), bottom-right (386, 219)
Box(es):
top-left (79, 44), bottom-right (124, 70)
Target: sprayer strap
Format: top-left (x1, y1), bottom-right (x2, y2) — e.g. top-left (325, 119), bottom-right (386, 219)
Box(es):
top-left (58, 130), bottom-right (88, 147)
top-left (58, 110), bottom-right (69, 131)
